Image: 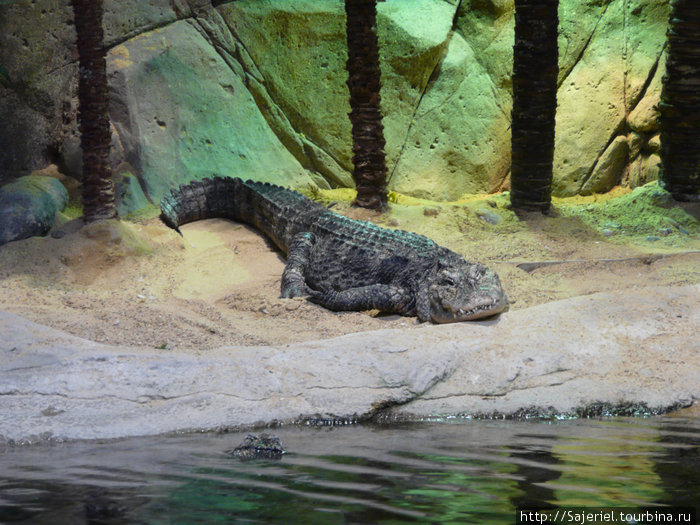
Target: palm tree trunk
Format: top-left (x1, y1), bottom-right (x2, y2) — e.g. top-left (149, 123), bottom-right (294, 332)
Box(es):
top-left (659, 0), bottom-right (700, 201)
top-left (72, 0), bottom-right (118, 221)
top-left (345, 0), bottom-right (388, 211)
top-left (510, 0), bottom-right (559, 212)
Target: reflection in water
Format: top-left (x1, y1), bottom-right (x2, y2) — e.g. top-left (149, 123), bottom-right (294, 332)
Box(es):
top-left (0, 417), bottom-right (698, 524)
top-left (545, 419), bottom-right (668, 507)
top-left (654, 420), bottom-right (700, 508)
top-left (509, 435), bottom-right (563, 510)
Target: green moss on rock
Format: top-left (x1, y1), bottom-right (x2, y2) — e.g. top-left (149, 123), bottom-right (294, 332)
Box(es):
top-left (557, 182), bottom-right (700, 244)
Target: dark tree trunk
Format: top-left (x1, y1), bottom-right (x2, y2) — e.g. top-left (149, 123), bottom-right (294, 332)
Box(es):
top-left (659, 0), bottom-right (700, 201)
top-left (72, 0), bottom-right (118, 221)
top-left (345, 0), bottom-right (388, 211)
top-left (510, 0), bottom-right (559, 212)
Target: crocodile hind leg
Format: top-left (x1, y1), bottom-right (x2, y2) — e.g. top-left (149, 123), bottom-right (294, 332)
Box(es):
top-left (307, 285), bottom-right (414, 316)
top-left (280, 232), bottom-right (316, 298)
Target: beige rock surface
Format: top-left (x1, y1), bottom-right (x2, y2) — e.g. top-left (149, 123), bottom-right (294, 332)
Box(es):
top-left (1, 284), bottom-right (697, 442)
top-left (0, 0), bottom-right (673, 201)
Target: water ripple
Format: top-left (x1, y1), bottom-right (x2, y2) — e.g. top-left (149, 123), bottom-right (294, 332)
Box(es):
top-left (0, 417), bottom-right (698, 523)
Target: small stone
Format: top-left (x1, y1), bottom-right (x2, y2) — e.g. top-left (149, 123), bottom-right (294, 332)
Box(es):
top-left (647, 134), bottom-right (661, 154)
top-left (0, 175), bottom-right (69, 246)
top-left (476, 208), bottom-right (502, 225)
top-left (645, 235), bottom-right (660, 242)
top-left (602, 229), bottom-right (615, 237)
top-left (628, 92), bottom-right (661, 133)
top-left (628, 131), bottom-right (644, 161)
top-left (113, 319), bottom-right (120, 326)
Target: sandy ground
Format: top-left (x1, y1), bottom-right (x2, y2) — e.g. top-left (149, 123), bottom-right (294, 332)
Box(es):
top-left (0, 188), bottom-right (698, 352)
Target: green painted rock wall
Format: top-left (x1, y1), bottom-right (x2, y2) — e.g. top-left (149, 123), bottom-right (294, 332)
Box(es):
top-left (0, 0), bottom-right (671, 202)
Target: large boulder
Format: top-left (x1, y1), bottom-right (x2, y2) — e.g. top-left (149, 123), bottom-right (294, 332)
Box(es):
top-left (0, 175), bottom-right (68, 245)
top-left (106, 19), bottom-right (318, 201)
top-left (391, 0), bottom-right (514, 199)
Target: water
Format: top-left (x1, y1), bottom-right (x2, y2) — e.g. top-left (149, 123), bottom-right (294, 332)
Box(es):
top-left (1, 417), bottom-right (698, 524)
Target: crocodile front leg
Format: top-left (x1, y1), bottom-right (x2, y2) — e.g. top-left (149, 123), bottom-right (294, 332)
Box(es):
top-left (307, 285), bottom-right (414, 315)
top-left (280, 232), bottom-right (316, 298)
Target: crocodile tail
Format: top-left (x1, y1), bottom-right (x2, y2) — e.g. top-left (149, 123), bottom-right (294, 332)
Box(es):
top-left (160, 177), bottom-right (244, 234)
top-left (160, 176), bottom-right (326, 252)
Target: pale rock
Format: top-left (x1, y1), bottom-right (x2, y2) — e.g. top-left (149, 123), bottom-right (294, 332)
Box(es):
top-left (629, 154), bottom-right (662, 189)
top-left (580, 136), bottom-right (629, 195)
top-left (629, 131), bottom-right (645, 161)
top-left (0, 285), bottom-right (697, 441)
top-left (628, 93), bottom-right (661, 133)
top-left (553, 0), bottom-right (669, 196)
top-left (647, 134), bottom-right (661, 154)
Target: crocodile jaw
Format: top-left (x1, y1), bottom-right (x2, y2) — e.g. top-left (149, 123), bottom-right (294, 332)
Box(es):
top-left (428, 269), bottom-right (507, 323)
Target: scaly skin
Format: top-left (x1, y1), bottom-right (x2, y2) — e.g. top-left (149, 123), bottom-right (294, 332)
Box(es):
top-left (160, 177), bottom-right (507, 322)
top-left (228, 433), bottom-right (285, 460)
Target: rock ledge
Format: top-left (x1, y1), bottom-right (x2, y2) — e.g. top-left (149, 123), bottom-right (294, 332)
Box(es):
top-left (1, 285), bottom-right (697, 443)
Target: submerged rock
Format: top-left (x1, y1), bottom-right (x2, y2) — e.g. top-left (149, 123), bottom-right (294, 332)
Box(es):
top-left (0, 175), bottom-right (68, 246)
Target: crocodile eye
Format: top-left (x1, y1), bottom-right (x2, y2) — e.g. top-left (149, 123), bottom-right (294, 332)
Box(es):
top-left (440, 276), bottom-right (456, 287)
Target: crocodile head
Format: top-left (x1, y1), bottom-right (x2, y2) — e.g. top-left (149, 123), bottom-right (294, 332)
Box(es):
top-left (418, 259), bottom-right (507, 323)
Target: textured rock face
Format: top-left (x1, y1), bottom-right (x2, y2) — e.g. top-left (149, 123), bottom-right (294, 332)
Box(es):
top-left (0, 0), bottom-right (671, 201)
top-left (107, 19), bottom-right (315, 200)
top-left (554, 0), bottom-right (669, 196)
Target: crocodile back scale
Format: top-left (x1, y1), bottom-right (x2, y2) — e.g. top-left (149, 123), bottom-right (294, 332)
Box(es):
top-left (160, 177), bottom-right (507, 323)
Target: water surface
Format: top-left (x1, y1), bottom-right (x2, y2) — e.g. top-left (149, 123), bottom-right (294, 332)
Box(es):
top-left (1, 417), bottom-right (698, 524)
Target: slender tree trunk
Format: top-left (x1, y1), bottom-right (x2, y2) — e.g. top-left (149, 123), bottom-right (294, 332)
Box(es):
top-left (345, 0), bottom-right (388, 211)
top-left (72, 0), bottom-right (118, 221)
top-left (659, 0), bottom-right (700, 201)
top-left (510, 0), bottom-right (559, 212)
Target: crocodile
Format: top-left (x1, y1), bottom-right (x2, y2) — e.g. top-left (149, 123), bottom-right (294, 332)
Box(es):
top-left (227, 433), bottom-right (285, 460)
top-left (160, 177), bottom-right (507, 323)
